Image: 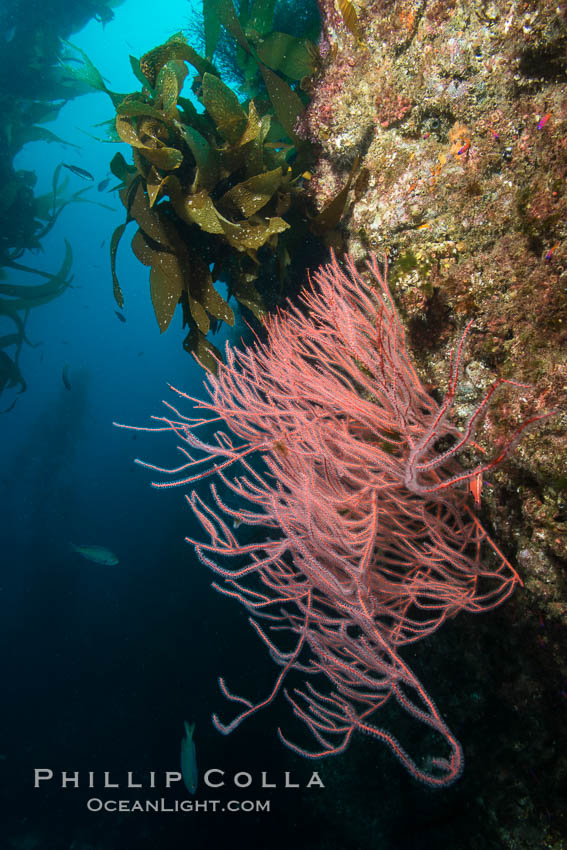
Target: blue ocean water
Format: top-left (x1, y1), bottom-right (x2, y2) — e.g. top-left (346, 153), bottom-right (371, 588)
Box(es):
top-left (2, 2), bottom-right (281, 845)
top-left (2, 3), bottom-right (348, 847)
top-left (1, 2), bottom-right (542, 848)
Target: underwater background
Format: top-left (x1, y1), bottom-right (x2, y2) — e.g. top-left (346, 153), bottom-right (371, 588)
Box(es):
top-left (1, 1), bottom-right (566, 849)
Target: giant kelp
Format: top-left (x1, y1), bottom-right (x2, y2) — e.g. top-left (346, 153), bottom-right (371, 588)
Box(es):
top-left (0, 159), bottom-right (74, 413)
top-left (109, 22), bottom-right (320, 372)
top-left (0, 238), bottom-right (74, 411)
top-left (0, 0), bottom-right (122, 412)
top-left (200, 0), bottom-right (320, 98)
top-left (0, 0), bottom-right (121, 101)
top-left (100, 2), bottom-right (360, 372)
top-left (0, 155), bottom-right (115, 413)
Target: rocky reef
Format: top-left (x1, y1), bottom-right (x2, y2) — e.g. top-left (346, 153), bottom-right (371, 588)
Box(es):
top-left (298, 0), bottom-right (567, 846)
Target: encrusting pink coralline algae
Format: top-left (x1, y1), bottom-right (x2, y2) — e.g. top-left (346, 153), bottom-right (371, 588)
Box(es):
top-left (119, 253), bottom-right (554, 786)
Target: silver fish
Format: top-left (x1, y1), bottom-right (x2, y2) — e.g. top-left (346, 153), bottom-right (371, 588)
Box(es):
top-left (62, 163), bottom-right (94, 182)
top-left (70, 543), bottom-right (119, 565)
top-left (181, 721), bottom-right (197, 795)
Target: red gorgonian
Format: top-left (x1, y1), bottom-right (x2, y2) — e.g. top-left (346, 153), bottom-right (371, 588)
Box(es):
top-left (120, 253), bottom-right (552, 786)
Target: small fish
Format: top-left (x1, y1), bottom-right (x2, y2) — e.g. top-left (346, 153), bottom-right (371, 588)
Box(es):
top-left (457, 141), bottom-right (470, 156)
top-left (98, 177), bottom-right (110, 192)
top-left (545, 242), bottom-right (559, 262)
top-left (181, 722), bottom-right (198, 795)
top-left (114, 310), bottom-right (126, 323)
top-left (62, 364), bottom-right (71, 391)
top-left (62, 163), bottom-right (95, 182)
top-left (537, 112), bottom-right (551, 130)
top-left (70, 543), bottom-right (119, 565)
top-left (94, 5), bottom-right (114, 26)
